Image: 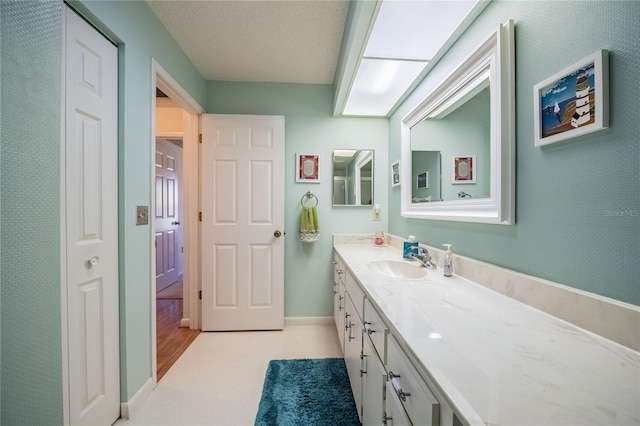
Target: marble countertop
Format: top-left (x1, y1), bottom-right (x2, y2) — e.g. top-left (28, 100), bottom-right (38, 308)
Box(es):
top-left (334, 242), bottom-right (640, 426)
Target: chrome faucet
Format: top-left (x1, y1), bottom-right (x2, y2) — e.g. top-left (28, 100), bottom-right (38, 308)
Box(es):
top-left (409, 246), bottom-right (437, 269)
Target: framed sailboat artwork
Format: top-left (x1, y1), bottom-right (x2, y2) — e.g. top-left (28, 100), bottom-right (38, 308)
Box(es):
top-left (533, 50), bottom-right (609, 147)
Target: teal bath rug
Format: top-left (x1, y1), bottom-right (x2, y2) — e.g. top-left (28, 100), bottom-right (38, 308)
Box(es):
top-left (255, 358), bottom-right (359, 426)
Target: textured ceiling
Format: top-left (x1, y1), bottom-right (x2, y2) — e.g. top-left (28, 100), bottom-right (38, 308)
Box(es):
top-left (146, 0), bottom-right (350, 84)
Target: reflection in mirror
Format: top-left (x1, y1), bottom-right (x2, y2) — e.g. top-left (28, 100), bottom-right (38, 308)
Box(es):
top-left (333, 149), bottom-right (374, 206)
top-left (410, 81), bottom-right (490, 201)
top-left (411, 151), bottom-right (441, 203)
top-left (400, 20), bottom-right (515, 224)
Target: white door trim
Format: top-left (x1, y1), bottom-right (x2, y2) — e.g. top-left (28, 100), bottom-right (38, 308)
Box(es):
top-left (150, 60), bottom-right (204, 385)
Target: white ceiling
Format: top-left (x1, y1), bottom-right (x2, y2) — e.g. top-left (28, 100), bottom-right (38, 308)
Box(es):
top-left (146, 0), bottom-right (350, 84)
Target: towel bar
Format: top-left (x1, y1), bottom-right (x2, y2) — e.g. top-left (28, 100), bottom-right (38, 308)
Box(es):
top-left (301, 191), bottom-right (318, 207)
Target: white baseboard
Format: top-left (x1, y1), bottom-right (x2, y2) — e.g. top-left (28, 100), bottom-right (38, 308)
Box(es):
top-left (120, 377), bottom-right (153, 419)
top-left (180, 318), bottom-right (190, 328)
top-left (284, 316), bottom-right (333, 326)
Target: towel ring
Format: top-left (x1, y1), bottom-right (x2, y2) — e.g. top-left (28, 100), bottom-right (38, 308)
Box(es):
top-left (301, 191), bottom-right (318, 207)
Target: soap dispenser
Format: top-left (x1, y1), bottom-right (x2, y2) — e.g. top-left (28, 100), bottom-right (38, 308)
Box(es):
top-left (443, 244), bottom-right (453, 277)
top-left (403, 236), bottom-right (418, 259)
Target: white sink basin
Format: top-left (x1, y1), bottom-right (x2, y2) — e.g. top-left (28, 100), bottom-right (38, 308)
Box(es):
top-left (368, 259), bottom-right (427, 280)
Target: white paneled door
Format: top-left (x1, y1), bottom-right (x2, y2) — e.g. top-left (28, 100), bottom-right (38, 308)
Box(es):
top-left (64, 7), bottom-right (119, 425)
top-left (155, 138), bottom-right (183, 292)
top-left (201, 115), bottom-right (285, 330)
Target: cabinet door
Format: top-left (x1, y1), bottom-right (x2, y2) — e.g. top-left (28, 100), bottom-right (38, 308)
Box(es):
top-left (344, 292), bottom-right (364, 421)
top-left (387, 336), bottom-right (440, 425)
top-left (362, 335), bottom-right (386, 426)
top-left (345, 268), bottom-right (365, 319)
top-left (333, 255), bottom-right (346, 351)
top-left (333, 278), bottom-right (345, 352)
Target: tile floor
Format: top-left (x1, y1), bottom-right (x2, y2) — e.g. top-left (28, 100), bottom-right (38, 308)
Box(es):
top-left (115, 322), bottom-right (342, 425)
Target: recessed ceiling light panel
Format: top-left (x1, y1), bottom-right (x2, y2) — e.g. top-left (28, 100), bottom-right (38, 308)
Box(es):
top-left (365, 0), bottom-right (481, 60)
top-left (343, 58), bottom-right (428, 116)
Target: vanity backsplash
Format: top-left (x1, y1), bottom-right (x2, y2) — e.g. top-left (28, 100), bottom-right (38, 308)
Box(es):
top-left (334, 233), bottom-right (639, 352)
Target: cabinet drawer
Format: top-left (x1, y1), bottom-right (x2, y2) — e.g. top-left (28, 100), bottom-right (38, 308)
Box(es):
top-left (364, 298), bottom-right (388, 364)
top-left (387, 335), bottom-right (439, 426)
top-left (345, 268), bottom-right (365, 320)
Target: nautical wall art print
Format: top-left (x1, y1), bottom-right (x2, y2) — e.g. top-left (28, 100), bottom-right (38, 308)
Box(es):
top-left (533, 50), bottom-right (609, 147)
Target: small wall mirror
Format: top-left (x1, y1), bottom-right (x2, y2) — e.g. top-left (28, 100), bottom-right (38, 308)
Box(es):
top-left (401, 20), bottom-right (515, 224)
top-left (333, 149), bottom-right (374, 206)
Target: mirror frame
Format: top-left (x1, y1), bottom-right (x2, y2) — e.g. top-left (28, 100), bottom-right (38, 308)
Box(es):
top-left (354, 150), bottom-right (373, 205)
top-left (400, 20), bottom-right (515, 224)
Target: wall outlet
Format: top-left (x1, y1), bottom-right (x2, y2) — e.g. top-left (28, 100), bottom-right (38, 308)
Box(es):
top-left (373, 204), bottom-right (381, 221)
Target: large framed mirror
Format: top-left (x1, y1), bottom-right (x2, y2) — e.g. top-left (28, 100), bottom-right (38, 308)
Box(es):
top-left (401, 20), bottom-right (515, 224)
top-left (333, 149), bottom-right (374, 206)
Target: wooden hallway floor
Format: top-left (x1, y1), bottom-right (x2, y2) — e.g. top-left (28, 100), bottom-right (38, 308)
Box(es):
top-left (156, 286), bottom-right (199, 380)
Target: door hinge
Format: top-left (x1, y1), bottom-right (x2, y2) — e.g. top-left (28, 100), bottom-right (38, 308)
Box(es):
top-left (199, 290), bottom-right (202, 300)
top-left (199, 211), bottom-right (202, 222)
top-left (199, 134), bottom-right (202, 144)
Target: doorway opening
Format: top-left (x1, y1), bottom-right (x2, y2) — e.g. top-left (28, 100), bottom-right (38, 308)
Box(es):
top-left (154, 95), bottom-right (198, 379)
top-left (151, 62), bottom-right (203, 382)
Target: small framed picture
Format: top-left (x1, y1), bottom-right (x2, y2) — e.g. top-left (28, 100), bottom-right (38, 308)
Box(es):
top-left (416, 171), bottom-right (429, 189)
top-left (391, 161), bottom-right (400, 187)
top-left (295, 153), bottom-right (320, 183)
top-left (452, 156), bottom-right (475, 184)
top-left (533, 49), bottom-right (609, 147)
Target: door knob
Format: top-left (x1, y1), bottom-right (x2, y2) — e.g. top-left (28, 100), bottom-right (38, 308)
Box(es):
top-left (171, 221), bottom-right (181, 225)
top-left (88, 256), bottom-right (99, 268)
top-left (274, 230), bottom-right (282, 238)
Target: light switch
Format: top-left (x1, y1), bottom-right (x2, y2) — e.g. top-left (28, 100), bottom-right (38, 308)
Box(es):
top-left (136, 206), bottom-right (149, 226)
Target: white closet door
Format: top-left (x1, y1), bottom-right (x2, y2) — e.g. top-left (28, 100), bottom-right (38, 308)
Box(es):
top-left (64, 7), bottom-right (120, 425)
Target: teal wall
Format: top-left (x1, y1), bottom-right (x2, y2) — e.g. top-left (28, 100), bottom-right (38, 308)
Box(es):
top-left (389, 0), bottom-right (640, 305)
top-left (1, 0), bottom-right (206, 421)
top-left (207, 82), bottom-right (388, 317)
top-left (1, 2), bottom-right (65, 423)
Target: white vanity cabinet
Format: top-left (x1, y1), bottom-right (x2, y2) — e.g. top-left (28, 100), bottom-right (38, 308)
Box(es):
top-left (333, 250), bottom-right (447, 426)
